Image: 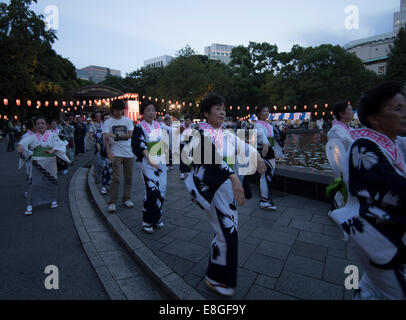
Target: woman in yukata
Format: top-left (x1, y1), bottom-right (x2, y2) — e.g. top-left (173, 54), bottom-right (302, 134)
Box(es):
top-left (254, 105), bottom-right (286, 211)
top-left (132, 101), bottom-right (168, 234)
top-left (330, 81), bottom-right (406, 299)
top-left (16, 117), bottom-right (70, 216)
top-left (185, 93), bottom-right (266, 297)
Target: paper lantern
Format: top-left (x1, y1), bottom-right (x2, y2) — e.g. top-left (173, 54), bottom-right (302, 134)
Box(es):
top-left (237, 106), bottom-right (240, 110)
top-left (74, 107), bottom-right (77, 111)
top-left (230, 106), bottom-right (233, 110)
top-left (322, 112), bottom-right (326, 116)
top-left (149, 97), bottom-right (151, 100)
top-left (294, 106), bottom-right (297, 111)
top-left (284, 106), bottom-right (287, 111)
top-left (314, 104), bottom-right (318, 109)
top-left (68, 108), bottom-right (71, 112)
top-left (16, 99), bottom-right (21, 106)
top-left (37, 101), bottom-right (41, 107)
top-left (83, 100), bottom-right (86, 105)
top-left (274, 106), bottom-right (277, 111)
top-left (54, 101), bottom-right (58, 107)
top-left (3, 98), bottom-right (8, 106)
top-left (247, 106), bottom-right (249, 111)
top-left (61, 109), bottom-right (64, 113)
top-left (162, 99), bottom-right (165, 103)
top-left (14, 115), bottom-right (18, 120)
top-left (325, 104), bottom-right (328, 108)
top-left (304, 105), bottom-right (307, 110)
top-left (70, 101), bottom-right (73, 107)
top-left (27, 100), bottom-right (32, 107)
top-left (76, 101), bottom-right (80, 106)
top-left (315, 112), bottom-right (318, 116)
top-left (45, 101), bottom-right (49, 107)
top-left (63, 101), bottom-right (66, 107)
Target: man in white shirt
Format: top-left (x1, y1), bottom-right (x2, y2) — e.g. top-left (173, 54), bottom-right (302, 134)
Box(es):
top-left (103, 100), bottom-right (135, 213)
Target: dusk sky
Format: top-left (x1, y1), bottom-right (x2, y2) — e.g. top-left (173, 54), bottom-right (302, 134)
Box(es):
top-left (28, 0), bottom-right (401, 75)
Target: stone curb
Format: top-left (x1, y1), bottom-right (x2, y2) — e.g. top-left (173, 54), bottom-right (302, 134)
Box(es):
top-left (68, 161), bottom-right (126, 300)
top-left (87, 165), bottom-right (205, 300)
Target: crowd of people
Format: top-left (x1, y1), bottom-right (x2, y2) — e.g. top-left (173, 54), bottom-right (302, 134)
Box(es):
top-left (5, 79), bottom-right (406, 299)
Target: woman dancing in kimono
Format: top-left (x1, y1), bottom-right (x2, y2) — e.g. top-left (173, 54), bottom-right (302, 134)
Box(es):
top-left (179, 115), bottom-right (194, 180)
top-left (330, 81), bottom-right (406, 299)
top-left (19, 119), bottom-right (36, 198)
top-left (131, 101), bottom-right (168, 234)
top-left (96, 113), bottom-right (112, 195)
top-left (326, 102), bottom-right (355, 213)
top-left (17, 117), bottom-right (70, 216)
top-left (254, 105), bottom-right (285, 211)
top-left (185, 93), bottom-right (266, 297)
top-left (50, 119), bottom-right (69, 175)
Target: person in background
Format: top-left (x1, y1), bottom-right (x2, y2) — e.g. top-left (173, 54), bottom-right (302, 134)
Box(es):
top-left (64, 115), bottom-right (76, 163)
top-left (50, 119), bottom-right (69, 175)
top-left (103, 100), bottom-right (135, 213)
top-left (179, 115), bottom-right (193, 180)
top-left (96, 113), bottom-right (112, 195)
top-left (131, 101), bottom-right (167, 234)
top-left (161, 114), bottom-right (174, 171)
top-left (326, 101), bottom-right (355, 212)
top-left (19, 119), bottom-right (36, 198)
top-left (328, 102), bottom-right (355, 151)
top-left (254, 105), bottom-right (285, 211)
top-left (330, 81), bottom-right (406, 300)
top-left (89, 111), bottom-right (104, 184)
top-left (16, 117), bottom-right (70, 216)
top-left (7, 120), bottom-right (16, 152)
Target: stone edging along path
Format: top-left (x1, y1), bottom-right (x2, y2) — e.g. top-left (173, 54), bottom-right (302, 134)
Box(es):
top-left (86, 165), bottom-right (205, 300)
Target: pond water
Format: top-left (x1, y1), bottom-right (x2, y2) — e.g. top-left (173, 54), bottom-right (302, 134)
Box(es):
top-left (276, 132), bottom-right (332, 172)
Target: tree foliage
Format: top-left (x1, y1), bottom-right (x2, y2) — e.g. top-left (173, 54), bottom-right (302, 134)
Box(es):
top-left (0, 0), bottom-right (82, 118)
top-left (386, 28), bottom-right (406, 84)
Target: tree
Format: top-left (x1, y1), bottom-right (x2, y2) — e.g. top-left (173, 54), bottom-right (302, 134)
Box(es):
top-left (176, 44), bottom-right (197, 57)
top-left (0, 0), bottom-right (81, 119)
top-left (386, 28), bottom-right (406, 84)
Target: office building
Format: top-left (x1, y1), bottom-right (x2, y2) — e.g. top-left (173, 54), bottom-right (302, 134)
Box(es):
top-left (394, 0), bottom-right (406, 34)
top-left (204, 43), bottom-right (236, 65)
top-left (344, 33), bottom-right (396, 75)
top-left (76, 65), bottom-right (121, 83)
top-left (144, 55), bottom-right (174, 68)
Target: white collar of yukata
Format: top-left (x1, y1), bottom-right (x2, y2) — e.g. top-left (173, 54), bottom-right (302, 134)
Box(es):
top-left (351, 128), bottom-right (405, 172)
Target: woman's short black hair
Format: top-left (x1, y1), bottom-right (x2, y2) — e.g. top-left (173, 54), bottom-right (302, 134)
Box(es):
top-left (200, 93), bottom-right (225, 117)
top-left (34, 116), bottom-right (47, 125)
top-left (256, 104), bottom-right (269, 117)
top-left (111, 100), bottom-right (125, 110)
top-left (358, 80), bottom-right (405, 128)
top-left (333, 101), bottom-right (349, 121)
top-left (140, 100), bottom-right (157, 115)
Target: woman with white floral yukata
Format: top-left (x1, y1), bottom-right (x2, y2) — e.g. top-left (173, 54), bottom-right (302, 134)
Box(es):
top-left (254, 105), bottom-right (286, 211)
top-left (326, 101), bottom-right (355, 212)
top-left (131, 101), bottom-right (168, 234)
top-left (330, 81), bottom-right (406, 299)
top-left (19, 119), bottom-right (36, 199)
top-left (16, 117), bottom-right (70, 216)
top-left (185, 93), bottom-right (266, 297)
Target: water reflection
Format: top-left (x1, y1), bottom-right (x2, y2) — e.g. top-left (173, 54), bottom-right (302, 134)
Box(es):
top-left (277, 132), bottom-right (331, 172)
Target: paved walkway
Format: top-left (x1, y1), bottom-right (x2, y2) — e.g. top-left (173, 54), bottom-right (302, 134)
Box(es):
top-left (0, 143), bottom-right (108, 300)
top-left (96, 163), bottom-right (362, 300)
